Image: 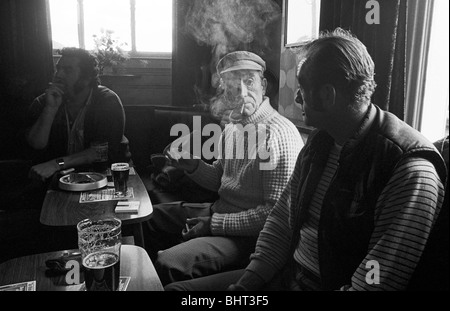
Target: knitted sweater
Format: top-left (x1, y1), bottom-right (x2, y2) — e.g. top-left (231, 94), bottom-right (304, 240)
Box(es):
top-left (187, 98), bottom-right (303, 237)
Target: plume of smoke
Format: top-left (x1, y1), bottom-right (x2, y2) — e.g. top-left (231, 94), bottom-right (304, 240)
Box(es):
top-left (184, 0), bottom-right (281, 121)
top-left (185, 0), bottom-right (280, 59)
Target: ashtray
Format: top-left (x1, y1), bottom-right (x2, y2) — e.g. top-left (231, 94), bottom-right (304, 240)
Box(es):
top-left (59, 172), bottom-right (107, 191)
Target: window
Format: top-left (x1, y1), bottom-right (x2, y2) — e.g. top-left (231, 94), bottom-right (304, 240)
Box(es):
top-left (49, 0), bottom-right (172, 56)
top-left (285, 0), bottom-right (321, 46)
top-left (278, 0), bottom-right (321, 127)
top-left (420, 0), bottom-right (449, 142)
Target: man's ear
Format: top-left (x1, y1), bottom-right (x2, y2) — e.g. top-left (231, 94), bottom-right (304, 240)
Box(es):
top-left (319, 84), bottom-right (336, 110)
top-left (262, 78), bottom-right (268, 95)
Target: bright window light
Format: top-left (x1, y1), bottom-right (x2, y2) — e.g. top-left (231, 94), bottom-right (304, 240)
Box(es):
top-left (48, 0), bottom-right (172, 54)
top-left (135, 0), bottom-right (172, 52)
top-left (420, 0), bottom-right (449, 141)
top-left (286, 0), bottom-right (321, 45)
top-left (49, 0), bottom-right (79, 49)
top-left (83, 0), bottom-right (131, 51)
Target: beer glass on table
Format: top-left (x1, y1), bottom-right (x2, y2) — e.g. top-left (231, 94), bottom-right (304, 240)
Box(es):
top-left (111, 162), bottom-right (130, 197)
top-left (77, 217), bottom-right (122, 291)
top-left (91, 141), bottom-right (109, 173)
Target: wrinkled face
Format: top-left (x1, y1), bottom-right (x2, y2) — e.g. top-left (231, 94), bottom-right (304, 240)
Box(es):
top-left (220, 70), bottom-right (267, 121)
top-left (53, 56), bottom-right (89, 99)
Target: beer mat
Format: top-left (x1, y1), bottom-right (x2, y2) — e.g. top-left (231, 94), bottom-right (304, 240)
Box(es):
top-left (79, 187), bottom-right (134, 203)
top-left (0, 281), bottom-right (36, 291)
top-left (115, 201), bottom-right (140, 213)
top-left (119, 276), bottom-right (131, 291)
top-left (77, 277), bottom-right (131, 291)
top-left (106, 167), bottom-right (136, 176)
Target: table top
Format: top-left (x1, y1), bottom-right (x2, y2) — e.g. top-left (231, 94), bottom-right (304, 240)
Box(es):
top-left (40, 171), bottom-right (153, 227)
top-left (0, 245), bottom-right (164, 291)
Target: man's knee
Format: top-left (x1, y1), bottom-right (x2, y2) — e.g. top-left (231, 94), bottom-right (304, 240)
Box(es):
top-left (155, 242), bottom-right (220, 285)
top-left (155, 248), bottom-right (193, 285)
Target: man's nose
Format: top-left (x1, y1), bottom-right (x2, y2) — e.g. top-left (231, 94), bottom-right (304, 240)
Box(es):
top-left (239, 80), bottom-right (248, 97)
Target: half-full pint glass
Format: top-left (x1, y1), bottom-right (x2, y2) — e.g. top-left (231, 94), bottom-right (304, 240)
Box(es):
top-left (77, 217), bottom-right (122, 291)
top-left (111, 162), bottom-right (130, 197)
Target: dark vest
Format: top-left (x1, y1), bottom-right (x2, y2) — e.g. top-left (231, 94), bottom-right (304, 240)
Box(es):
top-left (289, 105), bottom-right (447, 290)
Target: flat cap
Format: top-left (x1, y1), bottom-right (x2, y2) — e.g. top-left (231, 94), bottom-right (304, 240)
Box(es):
top-left (217, 51), bottom-right (266, 75)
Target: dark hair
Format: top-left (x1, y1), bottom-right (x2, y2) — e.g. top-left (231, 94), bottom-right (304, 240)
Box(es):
top-left (298, 28), bottom-right (377, 106)
top-left (59, 47), bottom-right (100, 88)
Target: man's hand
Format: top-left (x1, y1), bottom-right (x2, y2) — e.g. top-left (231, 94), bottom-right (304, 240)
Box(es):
top-left (181, 216), bottom-right (212, 240)
top-left (219, 109), bottom-right (233, 128)
top-left (166, 152), bottom-right (200, 173)
top-left (45, 82), bottom-right (65, 110)
top-left (163, 130), bottom-right (203, 173)
top-left (29, 159), bottom-right (60, 182)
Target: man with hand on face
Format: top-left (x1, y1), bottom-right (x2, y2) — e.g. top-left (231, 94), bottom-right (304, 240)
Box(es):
top-left (25, 47), bottom-right (131, 182)
top-left (143, 51), bottom-right (303, 286)
top-left (164, 28), bottom-right (447, 291)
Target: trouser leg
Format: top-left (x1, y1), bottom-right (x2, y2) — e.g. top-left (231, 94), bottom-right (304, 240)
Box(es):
top-left (142, 201), bottom-right (187, 261)
top-left (164, 269), bottom-right (246, 291)
top-left (155, 235), bottom-right (257, 286)
top-left (143, 202), bottom-right (214, 261)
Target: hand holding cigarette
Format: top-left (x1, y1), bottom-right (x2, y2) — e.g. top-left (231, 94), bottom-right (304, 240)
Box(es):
top-left (181, 217), bottom-right (212, 241)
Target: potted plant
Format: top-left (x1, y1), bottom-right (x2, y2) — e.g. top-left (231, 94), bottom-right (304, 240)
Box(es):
top-left (92, 28), bottom-right (129, 75)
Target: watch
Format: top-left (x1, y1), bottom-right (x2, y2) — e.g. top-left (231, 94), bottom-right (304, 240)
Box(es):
top-left (56, 158), bottom-right (65, 170)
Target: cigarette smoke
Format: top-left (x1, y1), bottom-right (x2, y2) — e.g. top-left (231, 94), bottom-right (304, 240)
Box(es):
top-left (184, 0), bottom-right (281, 121)
top-left (185, 0), bottom-right (280, 58)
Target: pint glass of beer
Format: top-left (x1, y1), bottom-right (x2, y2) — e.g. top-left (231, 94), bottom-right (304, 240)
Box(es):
top-left (77, 217), bottom-right (122, 291)
top-left (111, 162), bottom-right (130, 197)
top-left (90, 141), bottom-right (109, 173)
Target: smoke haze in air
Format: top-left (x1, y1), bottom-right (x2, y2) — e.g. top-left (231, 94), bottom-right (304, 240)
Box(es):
top-left (183, 0), bottom-right (281, 119)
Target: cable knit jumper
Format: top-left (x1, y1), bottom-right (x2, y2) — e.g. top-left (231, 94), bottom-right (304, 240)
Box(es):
top-left (187, 98), bottom-right (303, 237)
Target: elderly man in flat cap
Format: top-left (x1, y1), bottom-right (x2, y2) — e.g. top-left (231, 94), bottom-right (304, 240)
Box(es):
top-left (143, 51), bottom-right (304, 286)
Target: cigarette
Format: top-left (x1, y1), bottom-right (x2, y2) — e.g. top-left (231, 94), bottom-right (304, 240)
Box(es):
top-left (240, 104), bottom-right (245, 114)
top-left (61, 168), bottom-right (75, 175)
top-left (185, 223), bottom-right (190, 231)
